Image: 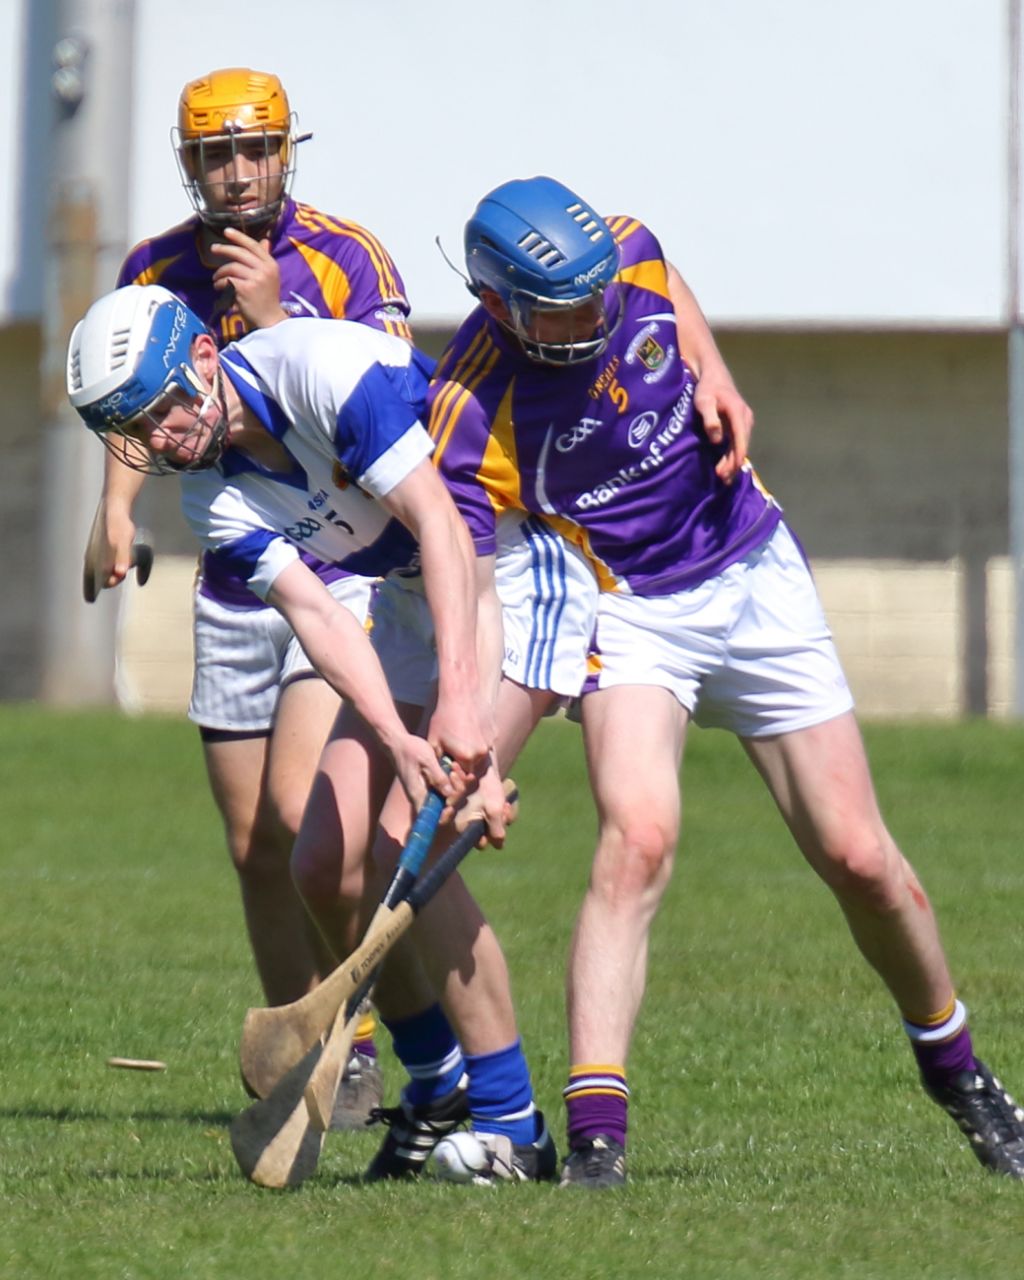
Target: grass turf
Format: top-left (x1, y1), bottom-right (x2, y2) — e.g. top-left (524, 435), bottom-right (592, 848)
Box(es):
top-left (2, 705), bottom-right (1024, 1278)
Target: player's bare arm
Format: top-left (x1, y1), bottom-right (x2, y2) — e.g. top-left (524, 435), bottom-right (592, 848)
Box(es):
top-left (666, 262), bottom-right (754, 485)
top-left (381, 460), bottom-right (494, 780)
top-left (267, 558), bottom-right (450, 809)
top-left (208, 226), bottom-right (288, 329)
top-left (441, 551), bottom-right (510, 845)
top-left (474, 553), bottom-right (505, 713)
top-left (85, 450), bottom-right (146, 590)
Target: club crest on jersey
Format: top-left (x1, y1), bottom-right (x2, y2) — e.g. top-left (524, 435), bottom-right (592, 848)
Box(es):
top-left (283, 293), bottom-right (320, 318)
top-left (625, 322), bottom-right (675, 385)
top-left (331, 461), bottom-right (372, 498)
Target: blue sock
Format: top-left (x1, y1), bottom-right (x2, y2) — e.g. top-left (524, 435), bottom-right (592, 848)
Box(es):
top-left (465, 1039), bottom-right (539, 1145)
top-left (383, 1004), bottom-right (465, 1107)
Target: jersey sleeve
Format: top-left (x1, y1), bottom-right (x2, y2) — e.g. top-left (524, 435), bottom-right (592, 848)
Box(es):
top-left (179, 472), bottom-right (299, 601)
top-left (605, 215), bottom-right (672, 300)
top-left (332, 349), bottom-right (436, 498)
top-left (427, 377), bottom-right (503, 556)
top-left (285, 203), bottom-right (413, 340)
top-left (116, 220), bottom-right (196, 290)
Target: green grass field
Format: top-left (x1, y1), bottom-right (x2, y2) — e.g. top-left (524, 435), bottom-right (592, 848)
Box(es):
top-left (3, 705), bottom-right (1024, 1278)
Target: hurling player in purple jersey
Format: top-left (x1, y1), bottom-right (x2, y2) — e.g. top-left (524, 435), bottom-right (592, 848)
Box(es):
top-left (81, 68), bottom-right (413, 1124)
top-left (428, 176), bottom-right (1024, 1188)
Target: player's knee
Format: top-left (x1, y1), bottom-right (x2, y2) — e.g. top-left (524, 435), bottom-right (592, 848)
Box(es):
top-left (290, 836), bottom-right (362, 915)
top-left (265, 780), bottom-right (307, 841)
top-left (290, 839), bottom-right (333, 906)
top-left (822, 834), bottom-right (903, 912)
top-left (591, 816), bottom-right (676, 904)
top-left (226, 812), bottom-right (290, 880)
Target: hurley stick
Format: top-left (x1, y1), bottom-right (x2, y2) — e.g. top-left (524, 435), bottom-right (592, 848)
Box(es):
top-left (239, 775), bottom-right (448, 1099)
top-left (305, 780), bottom-right (518, 1130)
top-left (83, 509), bottom-right (154, 604)
top-left (229, 795), bottom-right (511, 1187)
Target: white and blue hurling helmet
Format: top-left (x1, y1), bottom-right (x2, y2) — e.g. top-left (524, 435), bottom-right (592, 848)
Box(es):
top-left (66, 284), bottom-right (224, 473)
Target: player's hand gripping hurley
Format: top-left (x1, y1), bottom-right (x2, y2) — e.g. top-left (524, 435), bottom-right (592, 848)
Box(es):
top-left (82, 507), bottom-right (154, 604)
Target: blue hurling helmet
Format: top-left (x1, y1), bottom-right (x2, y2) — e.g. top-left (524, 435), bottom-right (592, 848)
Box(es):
top-left (464, 176), bottom-right (621, 365)
top-left (67, 285), bottom-right (225, 474)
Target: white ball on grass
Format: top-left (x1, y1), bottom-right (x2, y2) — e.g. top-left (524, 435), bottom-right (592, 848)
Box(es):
top-left (433, 1131), bottom-right (492, 1183)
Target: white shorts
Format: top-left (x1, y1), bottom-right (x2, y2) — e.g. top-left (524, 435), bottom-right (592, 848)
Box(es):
top-left (585, 522), bottom-right (854, 738)
top-left (371, 513), bottom-right (599, 707)
top-left (188, 575), bottom-right (375, 733)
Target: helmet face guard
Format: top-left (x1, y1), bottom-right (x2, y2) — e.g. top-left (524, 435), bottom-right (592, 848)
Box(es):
top-left (505, 283), bottom-right (622, 366)
top-left (101, 376), bottom-right (230, 476)
top-left (465, 176), bottom-right (621, 367)
top-left (173, 67), bottom-right (297, 233)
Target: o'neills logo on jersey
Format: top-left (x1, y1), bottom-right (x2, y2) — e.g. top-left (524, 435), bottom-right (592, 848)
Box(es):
top-left (574, 254), bottom-right (616, 287)
top-left (588, 355), bottom-right (629, 413)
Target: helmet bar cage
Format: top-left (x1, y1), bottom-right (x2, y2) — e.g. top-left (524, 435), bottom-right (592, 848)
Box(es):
top-left (506, 282), bottom-right (623, 366)
top-left (99, 372), bottom-right (229, 476)
top-left (173, 118), bottom-right (298, 232)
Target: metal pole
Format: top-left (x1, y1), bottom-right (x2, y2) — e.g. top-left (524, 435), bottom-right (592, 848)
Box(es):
top-left (38, 0), bottom-right (135, 704)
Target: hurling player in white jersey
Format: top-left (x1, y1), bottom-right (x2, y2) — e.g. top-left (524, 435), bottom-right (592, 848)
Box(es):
top-left (67, 283), bottom-right (569, 1176)
top-left (85, 69), bottom-right (418, 1124)
top-left (68, 285), bottom-right (492, 805)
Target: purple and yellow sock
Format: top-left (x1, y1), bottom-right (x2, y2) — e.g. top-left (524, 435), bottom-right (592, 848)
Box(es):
top-left (903, 997), bottom-right (976, 1088)
top-left (383, 1003), bottom-right (465, 1107)
top-left (465, 1039), bottom-right (539, 1146)
top-left (563, 1063), bottom-right (629, 1150)
top-left (353, 1010), bottom-right (377, 1060)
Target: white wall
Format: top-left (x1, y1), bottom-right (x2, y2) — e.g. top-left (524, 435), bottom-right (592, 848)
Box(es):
top-left (2, 0), bottom-right (1014, 326)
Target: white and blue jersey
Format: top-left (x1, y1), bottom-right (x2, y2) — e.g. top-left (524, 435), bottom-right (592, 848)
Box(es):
top-left (180, 318), bottom-right (434, 600)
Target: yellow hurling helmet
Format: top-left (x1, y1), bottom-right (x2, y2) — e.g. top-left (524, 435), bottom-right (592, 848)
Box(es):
top-left (173, 68), bottom-right (300, 232)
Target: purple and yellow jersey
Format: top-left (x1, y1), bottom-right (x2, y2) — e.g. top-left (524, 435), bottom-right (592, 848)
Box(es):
top-left (117, 197), bottom-right (412, 605)
top-left (117, 197), bottom-right (411, 344)
top-left (428, 218), bottom-right (780, 597)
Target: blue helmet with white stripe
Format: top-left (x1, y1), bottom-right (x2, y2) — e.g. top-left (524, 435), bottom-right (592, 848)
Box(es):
top-left (464, 176), bottom-right (621, 365)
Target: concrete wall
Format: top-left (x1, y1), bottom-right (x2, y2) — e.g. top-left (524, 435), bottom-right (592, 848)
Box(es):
top-left (114, 554), bottom-right (1017, 721)
top-left (0, 322), bottom-right (43, 699)
top-left (720, 329), bottom-right (1010, 716)
top-left (3, 324), bottom-right (1014, 718)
